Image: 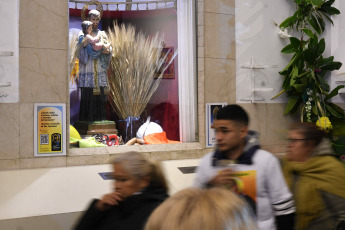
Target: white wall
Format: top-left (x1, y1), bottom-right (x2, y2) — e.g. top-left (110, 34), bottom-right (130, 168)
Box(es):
top-left (236, 0), bottom-right (345, 104)
top-left (331, 0), bottom-right (345, 102)
top-left (0, 0), bottom-right (19, 102)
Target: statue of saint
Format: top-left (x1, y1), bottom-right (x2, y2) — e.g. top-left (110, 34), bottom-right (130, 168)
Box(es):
top-left (77, 9), bottom-right (111, 122)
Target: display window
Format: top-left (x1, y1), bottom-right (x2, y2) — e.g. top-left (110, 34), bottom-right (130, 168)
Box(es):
top-left (68, 0), bottom-right (197, 148)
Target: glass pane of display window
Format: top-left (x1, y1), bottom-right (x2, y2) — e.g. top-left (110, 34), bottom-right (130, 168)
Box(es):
top-left (68, 0), bottom-right (197, 147)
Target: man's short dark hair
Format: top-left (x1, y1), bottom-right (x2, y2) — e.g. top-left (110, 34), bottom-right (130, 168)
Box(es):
top-left (215, 104), bottom-right (249, 126)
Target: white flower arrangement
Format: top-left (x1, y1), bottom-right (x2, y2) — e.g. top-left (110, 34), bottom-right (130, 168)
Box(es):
top-left (278, 28), bottom-right (291, 38)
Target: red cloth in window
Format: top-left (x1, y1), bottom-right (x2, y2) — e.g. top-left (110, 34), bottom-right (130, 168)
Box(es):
top-left (143, 132), bottom-right (180, 145)
top-left (150, 102), bottom-right (179, 141)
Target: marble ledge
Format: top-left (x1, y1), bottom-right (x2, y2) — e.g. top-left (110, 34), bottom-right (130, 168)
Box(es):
top-left (67, 154), bottom-right (110, 167)
top-left (0, 159), bottom-right (20, 171)
top-left (69, 146), bottom-right (108, 156)
top-left (19, 157), bottom-right (67, 169)
top-left (68, 142), bottom-right (204, 157)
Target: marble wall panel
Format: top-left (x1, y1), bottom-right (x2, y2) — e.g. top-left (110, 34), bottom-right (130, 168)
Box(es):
top-left (197, 0), bottom-right (204, 14)
top-left (263, 145), bottom-right (287, 156)
top-left (204, 58), bottom-right (236, 103)
top-left (19, 103), bottom-right (34, 158)
top-left (204, 0), bottom-right (235, 15)
top-left (19, 0), bottom-right (68, 49)
top-left (204, 12), bottom-right (235, 59)
top-left (0, 104), bottom-right (20, 160)
top-left (241, 103), bottom-right (298, 147)
top-left (197, 25), bottom-right (204, 47)
top-left (19, 48), bottom-right (68, 103)
top-left (197, 9), bottom-right (204, 26)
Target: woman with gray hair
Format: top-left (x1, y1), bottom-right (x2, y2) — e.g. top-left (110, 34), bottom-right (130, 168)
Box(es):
top-left (74, 152), bottom-right (169, 230)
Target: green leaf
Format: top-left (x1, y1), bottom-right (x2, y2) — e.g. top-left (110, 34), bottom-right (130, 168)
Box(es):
top-left (282, 76), bottom-right (291, 90)
top-left (304, 49), bottom-right (317, 65)
top-left (326, 104), bottom-right (343, 118)
top-left (332, 135), bottom-right (345, 154)
top-left (316, 14), bottom-right (326, 33)
top-left (308, 15), bottom-right (322, 34)
top-left (293, 84), bottom-right (306, 92)
top-left (296, 71), bottom-right (310, 78)
top-left (316, 38), bottom-right (325, 57)
top-left (280, 16), bottom-right (295, 28)
top-left (320, 6), bottom-right (341, 15)
top-left (318, 56), bottom-right (334, 67)
top-left (325, 85), bottom-right (345, 100)
top-left (323, 0), bottom-right (335, 7)
top-left (310, 0), bottom-right (324, 6)
top-left (312, 105), bottom-right (318, 115)
top-left (284, 97), bottom-right (299, 114)
top-left (333, 142), bottom-right (345, 155)
top-left (290, 66), bottom-right (299, 85)
top-left (318, 11), bottom-right (334, 25)
top-left (316, 73), bottom-right (330, 92)
top-left (328, 103), bottom-right (345, 117)
top-left (281, 54), bottom-right (299, 73)
top-left (320, 61), bottom-right (342, 71)
top-left (332, 121), bottom-right (345, 136)
top-left (302, 28), bottom-right (314, 38)
top-left (281, 44), bottom-right (297, 54)
top-left (290, 37), bottom-right (301, 48)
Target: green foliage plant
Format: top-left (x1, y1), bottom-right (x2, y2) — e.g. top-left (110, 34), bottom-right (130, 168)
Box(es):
top-left (273, 0), bottom-right (345, 160)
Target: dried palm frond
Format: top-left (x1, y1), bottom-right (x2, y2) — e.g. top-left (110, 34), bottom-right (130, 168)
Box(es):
top-left (68, 34), bottom-right (81, 84)
top-left (108, 23), bottom-right (177, 119)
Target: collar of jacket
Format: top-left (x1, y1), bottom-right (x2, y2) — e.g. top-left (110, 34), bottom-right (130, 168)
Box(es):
top-left (212, 145), bottom-right (259, 166)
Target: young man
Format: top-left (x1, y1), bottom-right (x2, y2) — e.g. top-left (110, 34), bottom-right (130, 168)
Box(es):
top-left (194, 104), bottom-right (295, 230)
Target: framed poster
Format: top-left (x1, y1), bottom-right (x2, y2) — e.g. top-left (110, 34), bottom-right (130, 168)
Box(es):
top-left (205, 102), bottom-right (227, 148)
top-left (155, 47), bottom-right (175, 79)
top-left (34, 103), bottom-right (66, 157)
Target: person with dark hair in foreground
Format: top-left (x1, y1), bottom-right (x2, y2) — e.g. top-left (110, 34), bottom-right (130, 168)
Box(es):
top-left (283, 122), bottom-right (345, 230)
top-left (74, 152), bottom-right (169, 230)
top-left (194, 104), bottom-right (295, 230)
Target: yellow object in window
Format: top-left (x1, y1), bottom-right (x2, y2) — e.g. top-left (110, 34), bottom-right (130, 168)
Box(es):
top-left (70, 58), bottom-right (79, 84)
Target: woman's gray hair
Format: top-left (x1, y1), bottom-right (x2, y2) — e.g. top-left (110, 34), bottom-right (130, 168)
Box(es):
top-left (112, 152), bottom-right (168, 191)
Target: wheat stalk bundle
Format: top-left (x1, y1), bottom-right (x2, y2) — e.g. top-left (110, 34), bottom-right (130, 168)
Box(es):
top-left (68, 34), bottom-right (81, 84)
top-left (107, 23), bottom-right (177, 120)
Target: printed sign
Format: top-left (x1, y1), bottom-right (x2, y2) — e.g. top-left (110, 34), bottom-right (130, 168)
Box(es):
top-left (205, 102), bottom-right (227, 148)
top-left (34, 103), bottom-right (66, 156)
top-left (230, 170), bottom-right (257, 213)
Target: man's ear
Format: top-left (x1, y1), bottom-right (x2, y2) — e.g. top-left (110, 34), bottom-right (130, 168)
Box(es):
top-left (240, 126), bottom-right (248, 139)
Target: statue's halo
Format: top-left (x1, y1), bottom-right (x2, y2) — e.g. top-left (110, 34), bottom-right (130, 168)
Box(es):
top-left (81, 0), bottom-right (103, 21)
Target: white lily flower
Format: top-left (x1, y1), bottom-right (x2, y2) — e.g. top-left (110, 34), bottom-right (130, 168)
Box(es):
top-left (278, 28), bottom-right (292, 38)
